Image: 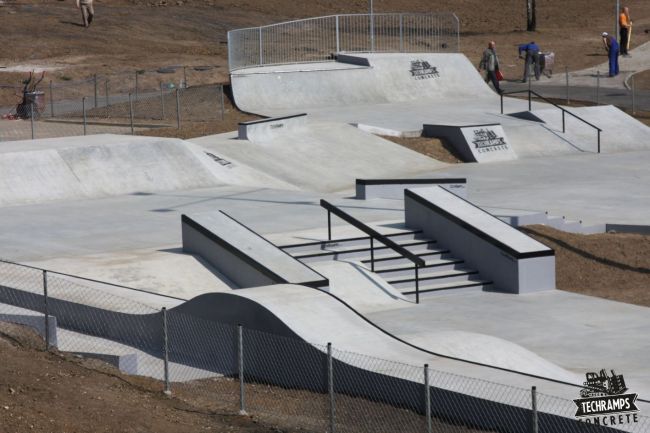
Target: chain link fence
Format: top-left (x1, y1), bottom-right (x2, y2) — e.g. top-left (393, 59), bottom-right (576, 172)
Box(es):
top-left (0, 258), bottom-right (647, 433)
top-left (228, 13), bottom-right (460, 71)
top-left (0, 66), bottom-right (226, 142)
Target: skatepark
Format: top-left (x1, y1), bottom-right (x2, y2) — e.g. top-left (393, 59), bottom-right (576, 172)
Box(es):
top-left (1, 10), bottom-right (649, 433)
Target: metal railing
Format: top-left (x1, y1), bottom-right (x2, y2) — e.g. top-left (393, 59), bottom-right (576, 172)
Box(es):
top-left (227, 13), bottom-right (460, 71)
top-left (320, 199), bottom-right (426, 303)
top-left (500, 89), bottom-right (603, 153)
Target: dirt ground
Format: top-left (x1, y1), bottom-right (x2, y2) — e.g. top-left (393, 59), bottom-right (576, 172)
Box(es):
top-left (632, 68), bottom-right (650, 90)
top-left (1, 0), bottom-right (650, 100)
top-left (523, 225), bottom-right (650, 307)
top-left (379, 135), bottom-right (463, 163)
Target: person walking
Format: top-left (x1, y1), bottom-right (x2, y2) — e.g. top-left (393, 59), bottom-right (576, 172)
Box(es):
top-left (76, 0), bottom-right (94, 28)
top-left (602, 32), bottom-right (620, 77)
top-left (479, 41), bottom-right (502, 94)
top-left (518, 41), bottom-right (541, 82)
top-left (619, 7), bottom-right (632, 56)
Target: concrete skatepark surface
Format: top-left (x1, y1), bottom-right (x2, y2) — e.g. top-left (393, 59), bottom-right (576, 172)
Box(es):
top-left (0, 48), bottom-right (648, 422)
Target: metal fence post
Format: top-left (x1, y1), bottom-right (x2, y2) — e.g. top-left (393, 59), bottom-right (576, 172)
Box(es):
top-left (135, 71), bottom-right (139, 102)
top-left (82, 97), bottom-right (87, 136)
top-left (43, 270), bottom-right (49, 351)
top-left (369, 1), bottom-right (375, 52)
top-left (105, 80), bottom-right (109, 118)
top-left (528, 79), bottom-right (532, 111)
top-left (219, 85), bottom-right (225, 121)
top-left (94, 74), bottom-right (98, 108)
top-left (30, 103), bottom-right (35, 140)
top-left (49, 80), bottom-right (54, 118)
top-left (596, 70), bottom-right (600, 105)
top-left (238, 324), bottom-right (246, 415)
top-left (183, 66), bottom-right (187, 89)
top-left (335, 15), bottom-right (340, 53)
top-left (327, 342), bottom-right (336, 433)
top-left (565, 66), bottom-right (570, 105)
top-left (128, 93), bottom-right (135, 135)
top-left (399, 14), bottom-right (404, 52)
top-left (160, 83), bottom-right (165, 120)
top-left (176, 89), bottom-right (181, 129)
top-left (424, 364), bottom-right (432, 433)
top-left (531, 386), bottom-right (539, 433)
top-left (162, 307), bottom-right (171, 395)
top-left (259, 28), bottom-right (263, 65)
top-left (632, 75), bottom-right (636, 115)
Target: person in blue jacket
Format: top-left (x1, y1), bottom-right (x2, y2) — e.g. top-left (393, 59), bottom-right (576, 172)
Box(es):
top-left (518, 42), bottom-right (541, 82)
top-left (602, 32), bottom-right (620, 77)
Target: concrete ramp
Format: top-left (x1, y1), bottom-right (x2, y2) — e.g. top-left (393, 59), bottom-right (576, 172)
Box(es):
top-left (0, 134), bottom-right (295, 206)
top-left (191, 117), bottom-right (445, 193)
top-left (231, 53), bottom-right (494, 115)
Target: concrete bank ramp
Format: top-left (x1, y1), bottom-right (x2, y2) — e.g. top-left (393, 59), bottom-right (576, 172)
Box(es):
top-left (231, 53), bottom-right (494, 115)
top-left (0, 134), bottom-right (295, 206)
top-left (174, 285), bottom-right (580, 385)
top-left (191, 116), bottom-right (444, 193)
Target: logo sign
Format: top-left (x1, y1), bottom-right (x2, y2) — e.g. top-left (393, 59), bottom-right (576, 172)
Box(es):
top-left (471, 128), bottom-right (508, 153)
top-left (574, 370), bottom-right (640, 426)
top-left (410, 60), bottom-right (439, 80)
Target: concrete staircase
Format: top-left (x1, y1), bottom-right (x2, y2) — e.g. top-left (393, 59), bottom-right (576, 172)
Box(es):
top-left (280, 230), bottom-right (492, 301)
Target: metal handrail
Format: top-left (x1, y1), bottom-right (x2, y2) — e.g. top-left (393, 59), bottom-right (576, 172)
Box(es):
top-left (500, 89), bottom-right (603, 153)
top-left (320, 200), bottom-right (425, 303)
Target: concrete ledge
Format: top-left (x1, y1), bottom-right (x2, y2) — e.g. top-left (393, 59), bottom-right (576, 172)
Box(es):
top-left (238, 113), bottom-right (307, 141)
top-left (0, 313), bottom-right (58, 347)
top-left (73, 352), bottom-right (139, 375)
top-left (404, 187), bottom-right (555, 294)
top-left (181, 212), bottom-right (328, 289)
top-left (356, 178), bottom-right (467, 200)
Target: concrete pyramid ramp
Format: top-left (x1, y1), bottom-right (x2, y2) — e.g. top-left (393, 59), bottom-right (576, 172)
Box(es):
top-left (231, 53), bottom-right (495, 116)
top-left (191, 116), bottom-right (445, 193)
top-left (0, 134), bottom-right (295, 207)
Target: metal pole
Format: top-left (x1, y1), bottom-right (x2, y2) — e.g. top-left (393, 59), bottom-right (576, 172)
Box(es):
top-left (105, 80), bottom-right (109, 118)
top-left (632, 75), bottom-right (636, 115)
top-left (565, 66), bottom-right (570, 105)
top-left (327, 342), bottom-right (336, 433)
top-left (369, 0), bottom-right (374, 52)
top-left (128, 93), bottom-right (135, 135)
top-left (162, 307), bottom-right (171, 395)
top-left (82, 97), bottom-right (87, 136)
top-left (614, 0), bottom-right (621, 42)
top-left (370, 238), bottom-right (375, 272)
top-left (596, 70), bottom-right (600, 105)
top-left (183, 66), bottom-right (187, 88)
top-left (415, 266), bottom-right (420, 304)
top-left (160, 83), bottom-right (165, 120)
top-left (220, 85), bottom-right (225, 121)
top-left (94, 74), bottom-right (98, 108)
top-left (327, 211), bottom-right (332, 241)
top-left (43, 270), bottom-right (49, 351)
top-left (399, 14), bottom-right (404, 52)
top-left (531, 386), bottom-right (539, 433)
top-left (176, 89), bottom-right (181, 129)
top-left (336, 15), bottom-right (340, 53)
top-left (238, 325), bottom-right (246, 414)
top-left (424, 364), bottom-right (432, 433)
top-left (598, 130), bottom-right (601, 154)
top-left (528, 79), bottom-right (532, 111)
top-left (30, 103), bottom-right (35, 140)
top-left (562, 110), bottom-right (566, 133)
top-left (49, 80), bottom-right (54, 118)
top-left (500, 93), bottom-right (504, 114)
top-left (259, 28), bottom-right (263, 65)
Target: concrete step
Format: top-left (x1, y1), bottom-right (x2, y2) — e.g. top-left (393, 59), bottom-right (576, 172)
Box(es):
top-left (372, 259), bottom-right (466, 278)
top-left (360, 250), bottom-right (453, 267)
top-left (401, 279), bottom-right (492, 298)
top-left (387, 268), bottom-right (479, 289)
top-left (279, 230), bottom-right (423, 254)
top-left (294, 239), bottom-right (438, 262)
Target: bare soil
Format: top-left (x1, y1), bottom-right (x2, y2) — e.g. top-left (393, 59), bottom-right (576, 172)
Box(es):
top-left (522, 225), bottom-right (650, 307)
top-left (379, 135), bottom-right (464, 163)
top-left (632, 69), bottom-right (650, 90)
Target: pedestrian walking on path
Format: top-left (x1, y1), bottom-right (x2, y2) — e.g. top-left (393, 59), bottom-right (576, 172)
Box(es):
top-left (619, 7), bottom-right (632, 56)
top-left (76, 0), bottom-right (94, 28)
top-left (479, 41), bottom-right (502, 94)
top-left (518, 42), bottom-right (541, 82)
top-left (602, 32), bottom-right (620, 77)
